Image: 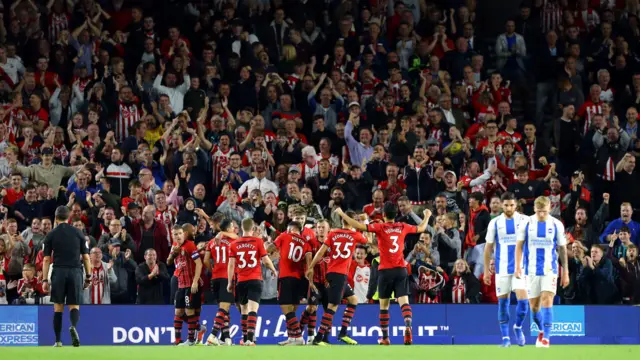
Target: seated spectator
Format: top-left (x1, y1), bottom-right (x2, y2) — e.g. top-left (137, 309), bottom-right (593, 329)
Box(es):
top-left (415, 258), bottom-right (448, 304)
top-left (444, 259), bottom-right (480, 304)
top-left (15, 263), bottom-right (43, 304)
top-left (348, 245), bottom-right (371, 304)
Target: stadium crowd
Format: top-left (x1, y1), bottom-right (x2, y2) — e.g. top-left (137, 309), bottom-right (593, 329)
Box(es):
top-left (0, 0), bottom-right (638, 308)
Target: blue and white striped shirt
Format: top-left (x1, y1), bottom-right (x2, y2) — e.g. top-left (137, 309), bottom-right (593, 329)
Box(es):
top-left (517, 215), bottom-right (567, 276)
top-left (485, 212), bottom-right (528, 276)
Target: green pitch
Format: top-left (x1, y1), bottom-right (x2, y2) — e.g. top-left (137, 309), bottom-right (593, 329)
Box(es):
top-left (5, 345), bottom-right (640, 360)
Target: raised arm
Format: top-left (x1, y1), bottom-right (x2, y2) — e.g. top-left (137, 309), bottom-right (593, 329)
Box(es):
top-left (335, 208), bottom-right (367, 231)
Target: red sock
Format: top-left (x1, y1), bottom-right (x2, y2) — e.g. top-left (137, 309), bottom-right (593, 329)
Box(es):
top-left (173, 316), bottom-right (183, 344)
top-left (401, 303), bottom-right (413, 327)
top-left (247, 311), bottom-right (257, 342)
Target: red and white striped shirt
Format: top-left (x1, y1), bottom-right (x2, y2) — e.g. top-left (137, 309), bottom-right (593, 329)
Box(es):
top-left (155, 207), bottom-right (177, 246)
top-left (417, 271), bottom-right (445, 304)
top-left (211, 145), bottom-right (235, 186)
top-left (116, 100), bottom-right (141, 142)
top-left (577, 100), bottom-right (603, 135)
top-left (451, 276), bottom-right (466, 304)
top-left (49, 12), bottom-right (70, 43)
top-left (603, 157), bottom-right (616, 181)
top-left (299, 160), bottom-right (319, 181)
top-left (89, 265), bottom-right (108, 304)
top-left (540, 0), bottom-right (563, 33)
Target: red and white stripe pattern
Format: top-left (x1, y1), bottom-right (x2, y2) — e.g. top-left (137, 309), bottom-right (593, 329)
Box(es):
top-left (451, 276), bottom-right (466, 304)
top-left (300, 160), bottom-right (319, 181)
top-left (155, 207), bottom-right (176, 246)
top-left (525, 141), bottom-right (536, 170)
top-left (90, 265), bottom-right (106, 304)
top-left (211, 145), bottom-right (235, 186)
top-left (49, 12), bottom-right (70, 43)
top-left (578, 102), bottom-right (603, 135)
top-left (603, 157), bottom-right (615, 181)
top-left (540, 0), bottom-right (563, 33)
top-left (116, 101), bottom-right (141, 142)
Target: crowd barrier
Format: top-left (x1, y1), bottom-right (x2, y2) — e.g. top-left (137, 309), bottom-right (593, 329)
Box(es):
top-left (0, 305), bottom-right (638, 346)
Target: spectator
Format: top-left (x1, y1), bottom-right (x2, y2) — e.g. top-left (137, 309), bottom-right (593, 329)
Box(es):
top-left (348, 245), bottom-right (370, 304)
top-left (104, 241), bottom-right (137, 304)
top-left (415, 259), bottom-right (448, 304)
top-left (97, 219), bottom-right (136, 255)
top-left (435, 213), bottom-right (462, 274)
top-left (465, 192), bottom-right (490, 251)
top-left (83, 247), bottom-right (117, 305)
top-left (444, 259), bottom-right (480, 304)
top-left (131, 205), bottom-right (169, 264)
top-left (135, 248), bottom-right (170, 305)
top-left (15, 263), bottom-right (43, 305)
top-left (609, 243), bottom-right (640, 305)
top-left (600, 203), bottom-right (640, 245)
top-left (579, 245), bottom-right (619, 304)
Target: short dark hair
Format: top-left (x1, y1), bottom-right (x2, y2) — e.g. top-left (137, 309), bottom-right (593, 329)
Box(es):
top-left (219, 218), bottom-right (233, 232)
top-left (383, 202), bottom-right (398, 220)
top-left (501, 192), bottom-right (516, 201)
top-left (288, 221), bottom-right (302, 233)
top-left (469, 192), bottom-right (484, 203)
top-left (620, 225), bottom-right (631, 234)
top-left (54, 206), bottom-right (71, 221)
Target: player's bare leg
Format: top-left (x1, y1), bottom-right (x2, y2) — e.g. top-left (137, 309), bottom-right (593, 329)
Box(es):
top-left (244, 301), bottom-right (260, 346)
top-left (207, 302), bottom-right (231, 346)
top-left (280, 304), bottom-right (304, 345)
top-left (397, 296), bottom-right (413, 345)
top-left (174, 308), bottom-right (186, 345)
top-left (238, 302), bottom-right (247, 345)
top-left (378, 298), bottom-right (391, 345)
top-left (513, 289), bottom-right (529, 346)
top-left (528, 296), bottom-right (544, 347)
top-left (313, 303), bottom-right (338, 346)
top-left (67, 304), bottom-right (81, 347)
top-left (337, 296), bottom-right (358, 345)
top-left (537, 292), bottom-right (554, 348)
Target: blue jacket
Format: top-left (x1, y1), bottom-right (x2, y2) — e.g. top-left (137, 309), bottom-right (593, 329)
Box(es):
top-left (599, 218), bottom-right (640, 246)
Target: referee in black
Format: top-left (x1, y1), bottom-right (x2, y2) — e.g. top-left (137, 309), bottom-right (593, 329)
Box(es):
top-left (42, 206), bottom-right (92, 347)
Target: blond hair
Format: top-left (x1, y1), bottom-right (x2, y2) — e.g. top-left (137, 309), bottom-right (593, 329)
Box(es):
top-left (282, 45), bottom-right (297, 62)
top-left (534, 196), bottom-right (550, 209)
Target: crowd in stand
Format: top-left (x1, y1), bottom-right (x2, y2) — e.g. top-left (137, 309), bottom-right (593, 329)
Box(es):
top-left (0, 0), bottom-right (639, 307)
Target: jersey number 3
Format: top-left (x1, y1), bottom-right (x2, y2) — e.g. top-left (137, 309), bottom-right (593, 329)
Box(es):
top-left (237, 251), bottom-right (258, 268)
top-left (389, 236), bottom-right (399, 253)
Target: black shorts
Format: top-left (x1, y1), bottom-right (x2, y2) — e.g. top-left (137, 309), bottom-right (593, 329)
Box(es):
top-left (210, 278), bottom-right (234, 304)
top-left (377, 267), bottom-right (409, 299)
top-left (174, 287), bottom-right (203, 309)
top-left (50, 267), bottom-right (83, 305)
top-left (235, 280), bottom-right (263, 305)
top-left (278, 277), bottom-right (306, 305)
top-left (326, 272), bottom-right (354, 305)
top-left (308, 282), bottom-right (329, 309)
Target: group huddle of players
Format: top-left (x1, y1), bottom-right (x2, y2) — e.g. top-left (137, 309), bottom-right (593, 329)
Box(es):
top-left (167, 204), bottom-right (430, 346)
